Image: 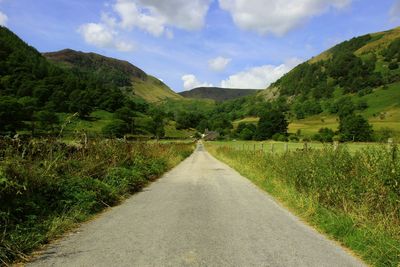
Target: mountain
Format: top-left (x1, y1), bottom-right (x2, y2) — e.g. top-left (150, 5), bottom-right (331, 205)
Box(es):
top-left (44, 49), bottom-right (182, 103)
top-left (179, 87), bottom-right (261, 101)
top-left (261, 26), bottom-right (400, 100)
top-left (249, 26), bottom-right (400, 138)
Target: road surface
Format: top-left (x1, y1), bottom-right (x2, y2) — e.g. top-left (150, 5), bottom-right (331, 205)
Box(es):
top-left (29, 143), bottom-right (364, 267)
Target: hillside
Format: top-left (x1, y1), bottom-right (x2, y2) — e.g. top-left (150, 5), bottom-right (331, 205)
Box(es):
top-left (263, 26), bottom-right (400, 99)
top-left (0, 26), bottom-right (129, 124)
top-left (179, 87), bottom-right (260, 101)
top-left (44, 49), bottom-right (182, 103)
top-left (246, 26), bottom-right (400, 139)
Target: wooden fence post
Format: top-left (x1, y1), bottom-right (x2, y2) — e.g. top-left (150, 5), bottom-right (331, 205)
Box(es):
top-left (388, 138), bottom-right (393, 150)
top-left (284, 143), bottom-right (288, 153)
top-left (333, 141), bottom-right (339, 151)
top-left (261, 143), bottom-right (264, 152)
top-left (271, 143), bottom-right (274, 153)
top-left (304, 141), bottom-right (308, 152)
top-left (388, 138), bottom-right (397, 161)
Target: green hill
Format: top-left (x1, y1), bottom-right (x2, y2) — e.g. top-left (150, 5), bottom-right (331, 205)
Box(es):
top-left (247, 26), bottom-right (400, 139)
top-left (179, 87), bottom-right (260, 102)
top-left (44, 49), bottom-right (182, 103)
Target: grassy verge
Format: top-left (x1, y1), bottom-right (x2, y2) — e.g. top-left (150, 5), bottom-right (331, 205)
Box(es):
top-left (0, 138), bottom-right (195, 265)
top-left (206, 142), bottom-right (399, 267)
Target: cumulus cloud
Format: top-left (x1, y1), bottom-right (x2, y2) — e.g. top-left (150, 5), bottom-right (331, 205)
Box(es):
top-left (78, 22), bottom-right (134, 52)
top-left (113, 0), bottom-right (211, 37)
top-left (0, 11), bottom-right (8, 26)
top-left (208, 56), bottom-right (231, 72)
top-left (182, 74), bottom-right (213, 90)
top-left (79, 0), bottom-right (211, 50)
top-left (219, 0), bottom-right (352, 35)
top-left (220, 58), bottom-right (302, 89)
top-left (390, 1), bottom-right (400, 22)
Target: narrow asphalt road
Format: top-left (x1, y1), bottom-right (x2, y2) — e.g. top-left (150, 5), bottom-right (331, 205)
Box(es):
top-left (29, 143), bottom-right (365, 267)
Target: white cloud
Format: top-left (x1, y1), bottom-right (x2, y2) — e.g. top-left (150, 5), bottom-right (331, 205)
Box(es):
top-left (0, 11), bottom-right (8, 26)
top-left (78, 22), bottom-right (135, 52)
top-left (135, 0), bottom-right (211, 31)
top-left (208, 56), bottom-right (231, 72)
top-left (219, 0), bottom-right (351, 36)
top-left (79, 0), bottom-right (211, 50)
top-left (220, 58), bottom-right (302, 89)
top-left (390, 1), bottom-right (400, 22)
top-left (113, 0), bottom-right (165, 36)
top-left (79, 23), bottom-right (115, 48)
top-left (182, 74), bottom-right (213, 90)
top-left (113, 0), bottom-right (211, 37)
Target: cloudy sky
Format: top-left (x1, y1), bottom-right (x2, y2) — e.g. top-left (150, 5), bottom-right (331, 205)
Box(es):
top-left (0, 0), bottom-right (399, 92)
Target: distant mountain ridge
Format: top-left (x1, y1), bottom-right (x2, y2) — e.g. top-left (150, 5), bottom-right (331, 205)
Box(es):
top-left (179, 87), bottom-right (261, 101)
top-left (44, 49), bottom-right (147, 80)
top-left (44, 49), bottom-right (182, 103)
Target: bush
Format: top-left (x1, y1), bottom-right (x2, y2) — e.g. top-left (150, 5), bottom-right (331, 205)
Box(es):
top-left (339, 114), bottom-right (373, 142)
top-left (388, 62), bottom-right (399, 70)
top-left (0, 139), bottom-right (195, 264)
top-left (272, 133), bottom-right (288, 142)
top-left (102, 119), bottom-right (129, 138)
top-left (313, 128), bottom-right (335, 143)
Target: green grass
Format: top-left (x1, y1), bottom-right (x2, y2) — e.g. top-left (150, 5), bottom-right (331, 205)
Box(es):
top-left (206, 142), bottom-right (400, 267)
top-left (131, 76), bottom-right (182, 103)
top-left (0, 139), bottom-right (195, 265)
top-left (210, 140), bottom-right (382, 155)
top-left (59, 110), bottom-right (114, 135)
top-left (164, 121), bottom-right (196, 139)
top-left (235, 83), bottom-right (400, 140)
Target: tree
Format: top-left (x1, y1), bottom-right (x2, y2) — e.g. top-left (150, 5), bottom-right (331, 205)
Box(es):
top-left (102, 119), bottom-right (129, 138)
top-left (313, 128), bottom-right (335, 143)
top-left (0, 96), bottom-right (24, 134)
top-left (236, 123), bottom-right (256, 140)
top-left (19, 96), bottom-right (38, 135)
top-left (339, 114), bottom-right (373, 142)
top-left (35, 110), bottom-right (59, 134)
top-left (255, 110), bottom-right (288, 140)
top-left (68, 90), bottom-right (93, 118)
top-left (115, 107), bottom-right (135, 134)
top-left (150, 112), bottom-right (165, 139)
top-left (331, 96), bottom-right (356, 119)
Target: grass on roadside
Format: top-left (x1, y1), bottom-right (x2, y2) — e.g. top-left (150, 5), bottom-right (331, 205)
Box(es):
top-left (0, 139), bottom-right (195, 265)
top-left (206, 142), bottom-right (399, 267)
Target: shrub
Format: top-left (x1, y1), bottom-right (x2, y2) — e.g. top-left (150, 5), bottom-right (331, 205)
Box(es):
top-left (313, 128), bottom-right (335, 143)
top-left (0, 139), bottom-right (194, 264)
top-left (102, 119), bottom-right (129, 138)
top-left (272, 133), bottom-right (288, 142)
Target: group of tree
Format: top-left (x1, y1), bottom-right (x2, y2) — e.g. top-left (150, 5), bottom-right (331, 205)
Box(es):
top-left (0, 26), bottom-right (133, 135)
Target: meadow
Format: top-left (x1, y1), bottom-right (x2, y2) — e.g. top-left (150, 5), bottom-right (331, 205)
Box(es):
top-left (210, 140), bottom-right (384, 155)
top-left (0, 138), bottom-right (195, 265)
top-left (206, 141), bottom-right (399, 267)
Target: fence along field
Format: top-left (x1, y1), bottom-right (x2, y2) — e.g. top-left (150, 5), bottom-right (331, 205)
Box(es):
top-left (206, 140), bottom-right (399, 267)
top-left (210, 139), bottom-right (395, 155)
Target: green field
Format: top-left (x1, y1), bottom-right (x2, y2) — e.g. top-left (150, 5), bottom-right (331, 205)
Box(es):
top-left (56, 110), bottom-right (194, 139)
top-left (209, 140), bottom-right (385, 154)
top-left (206, 142), bottom-right (400, 266)
top-left (233, 82), bottom-right (400, 140)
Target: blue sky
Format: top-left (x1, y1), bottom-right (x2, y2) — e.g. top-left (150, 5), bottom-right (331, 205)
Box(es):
top-left (0, 0), bottom-right (400, 92)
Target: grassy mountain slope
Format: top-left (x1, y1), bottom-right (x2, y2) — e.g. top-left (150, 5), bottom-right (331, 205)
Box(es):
top-left (248, 26), bottom-right (400, 139)
top-left (179, 87), bottom-right (261, 101)
top-left (44, 49), bottom-right (182, 103)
